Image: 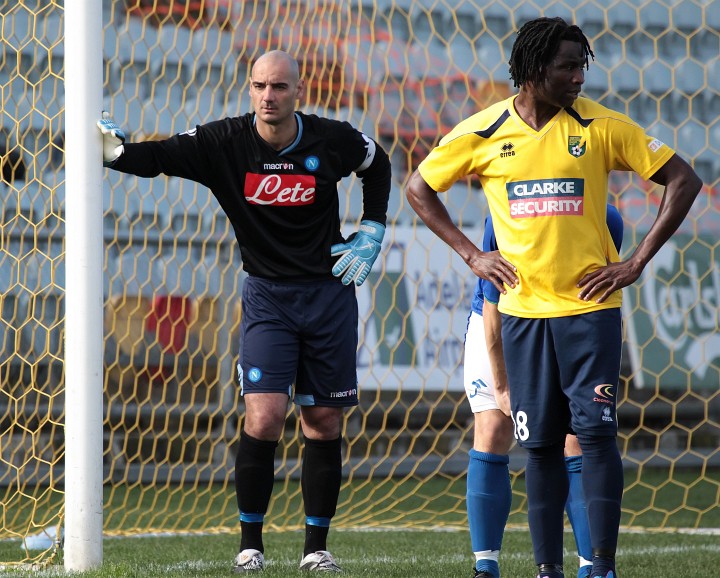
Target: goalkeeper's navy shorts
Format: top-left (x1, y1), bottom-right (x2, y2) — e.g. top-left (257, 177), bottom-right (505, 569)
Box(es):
top-left (500, 308), bottom-right (622, 448)
top-left (237, 275), bottom-right (359, 408)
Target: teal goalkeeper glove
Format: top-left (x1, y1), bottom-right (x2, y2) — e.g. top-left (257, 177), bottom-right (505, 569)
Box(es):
top-left (331, 220), bottom-right (385, 286)
top-left (97, 111), bottom-right (125, 167)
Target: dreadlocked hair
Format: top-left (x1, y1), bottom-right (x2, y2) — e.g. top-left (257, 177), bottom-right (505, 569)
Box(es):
top-left (508, 17), bottom-right (594, 88)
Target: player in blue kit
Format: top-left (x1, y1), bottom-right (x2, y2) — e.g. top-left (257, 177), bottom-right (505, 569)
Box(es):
top-left (407, 16), bottom-right (701, 578)
top-left (98, 50), bottom-right (392, 572)
top-left (465, 205), bottom-right (623, 578)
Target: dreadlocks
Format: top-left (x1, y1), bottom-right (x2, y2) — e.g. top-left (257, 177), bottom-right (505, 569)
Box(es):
top-left (508, 17), bottom-right (594, 88)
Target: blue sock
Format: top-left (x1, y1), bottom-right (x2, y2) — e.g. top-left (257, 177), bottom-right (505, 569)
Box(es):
top-left (467, 449), bottom-right (511, 573)
top-left (525, 442), bottom-right (568, 566)
top-left (565, 455), bottom-right (592, 565)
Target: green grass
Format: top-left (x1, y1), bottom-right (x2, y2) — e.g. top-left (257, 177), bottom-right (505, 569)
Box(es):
top-left (0, 468), bottom-right (717, 576)
top-left (0, 529), bottom-right (719, 577)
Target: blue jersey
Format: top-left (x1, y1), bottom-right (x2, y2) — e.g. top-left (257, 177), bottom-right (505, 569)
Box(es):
top-left (471, 204), bottom-right (624, 315)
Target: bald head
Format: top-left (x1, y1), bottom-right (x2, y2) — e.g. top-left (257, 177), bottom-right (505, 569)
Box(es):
top-left (252, 50), bottom-right (300, 83)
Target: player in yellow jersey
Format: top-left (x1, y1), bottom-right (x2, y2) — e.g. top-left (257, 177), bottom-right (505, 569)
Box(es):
top-left (406, 17), bottom-right (702, 578)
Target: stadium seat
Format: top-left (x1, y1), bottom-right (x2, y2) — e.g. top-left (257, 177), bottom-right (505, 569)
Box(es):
top-left (168, 177), bottom-right (220, 236)
top-left (657, 30), bottom-right (687, 64)
top-left (337, 176), bottom-right (363, 225)
top-left (0, 291), bottom-right (27, 372)
top-left (538, 2), bottom-right (573, 25)
top-left (38, 10), bottom-right (63, 49)
top-left (576, 4), bottom-right (604, 41)
top-left (1, 76), bottom-right (33, 122)
top-left (221, 83), bottom-right (252, 119)
top-left (692, 150), bottom-right (719, 187)
top-left (473, 36), bottom-right (509, 81)
top-left (386, 180), bottom-right (416, 226)
top-left (185, 59), bottom-right (226, 118)
top-left (662, 91), bottom-right (690, 125)
top-left (453, 9), bottom-right (477, 42)
top-left (125, 175), bottom-right (172, 234)
top-left (582, 66), bottom-right (609, 102)
top-left (677, 120), bottom-right (708, 159)
top-left (611, 63), bottom-right (641, 101)
top-left (646, 119), bottom-right (676, 150)
top-left (36, 57), bottom-right (65, 121)
top-left (153, 23), bottom-right (193, 67)
top-left (671, 0), bottom-right (703, 35)
top-left (481, 3), bottom-right (512, 40)
top-left (639, 0), bottom-right (669, 33)
top-left (512, 3), bottom-right (542, 31)
top-left (593, 34), bottom-right (623, 68)
top-left (113, 17), bottom-right (147, 66)
top-left (642, 59), bottom-right (672, 97)
top-left (142, 61), bottom-right (188, 138)
top-left (409, 6), bottom-right (437, 45)
top-left (23, 291), bottom-right (64, 364)
top-left (106, 58), bottom-right (147, 132)
top-left (674, 59), bottom-right (705, 97)
top-left (109, 249), bottom-right (158, 299)
top-left (0, 252), bottom-right (19, 294)
top-left (446, 41), bottom-right (486, 84)
top-left (1, 7), bottom-right (32, 46)
top-left (444, 182), bottom-right (488, 228)
top-left (689, 28), bottom-right (719, 62)
top-left (191, 26), bottom-right (234, 66)
top-left (630, 93), bottom-right (659, 125)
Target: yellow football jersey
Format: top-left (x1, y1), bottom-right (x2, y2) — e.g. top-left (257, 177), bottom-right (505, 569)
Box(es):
top-left (418, 95), bottom-right (675, 318)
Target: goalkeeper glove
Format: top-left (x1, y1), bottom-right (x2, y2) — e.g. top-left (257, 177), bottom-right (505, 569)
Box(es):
top-left (97, 111), bottom-right (125, 167)
top-left (331, 220), bottom-right (385, 286)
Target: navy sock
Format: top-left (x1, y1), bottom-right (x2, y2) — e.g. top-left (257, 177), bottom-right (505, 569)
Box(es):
top-left (235, 430), bottom-right (279, 552)
top-left (565, 455), bottom-right (592, 564)
top-left (576, 435), bottom-right (623, 557)
top-left (302, 436), bottom-right (342, 555)
top-left (525, 441), bottom-right (568, 566)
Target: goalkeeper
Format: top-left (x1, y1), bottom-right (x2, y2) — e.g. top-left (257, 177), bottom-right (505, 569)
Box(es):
top-left (98, 50), bottom-right (391, 573)
top-left (465, 205), bottom-right (623, 578)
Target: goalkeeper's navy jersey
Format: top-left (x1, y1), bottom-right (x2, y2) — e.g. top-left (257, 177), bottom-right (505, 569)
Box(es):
top-left (112, 112), bottom-right (391, 280)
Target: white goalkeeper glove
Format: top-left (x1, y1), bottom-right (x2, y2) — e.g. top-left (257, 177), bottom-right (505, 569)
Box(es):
top-left (331, 220), bottom-right (385, 286)
top-left (97, 111), bottom-right (125, 167)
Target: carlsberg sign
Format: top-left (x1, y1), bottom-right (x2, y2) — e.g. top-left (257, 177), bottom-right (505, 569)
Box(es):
top-left (624, 233), bottom-right (720, 389)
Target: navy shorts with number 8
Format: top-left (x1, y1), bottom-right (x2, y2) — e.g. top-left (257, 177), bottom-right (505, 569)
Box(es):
top-left (501, 308), bottom-right (622, 447)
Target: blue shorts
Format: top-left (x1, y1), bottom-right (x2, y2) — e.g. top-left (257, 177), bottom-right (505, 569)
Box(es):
top-left (238, 276), bottom-right (359, 407)
top-left (500, 309), bottom-right (622, 448)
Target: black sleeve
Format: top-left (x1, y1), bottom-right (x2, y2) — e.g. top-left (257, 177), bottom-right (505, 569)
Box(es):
top-left (109, 121), bottom-right (227, 188)
top-left (357, 138), bottom-right (391, 226)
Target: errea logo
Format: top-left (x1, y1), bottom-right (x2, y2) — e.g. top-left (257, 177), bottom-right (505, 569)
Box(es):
top-left (500, 142), bottom-right (515, 158)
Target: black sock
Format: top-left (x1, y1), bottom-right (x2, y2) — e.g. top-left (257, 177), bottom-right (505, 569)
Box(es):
top-left (301, 436), bottom-right (342, 555)
top-left (240, 521), bottom-right (264, 553)
top-left (577, 434), bottom-right (623, 555)
top-left (526, 441), bottom-right (568, 566)
top-left (235, 430), bottom-right (279, 553)
top-left (304, 523), bottom-right (330, 556)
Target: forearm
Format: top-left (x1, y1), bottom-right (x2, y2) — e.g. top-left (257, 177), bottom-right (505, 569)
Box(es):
top-left (629, 156), bottom-right (702, 270)
top-left (483, 302), bottom-right (508, 394)
top-left (405, 170), bottom-right (479, 266)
